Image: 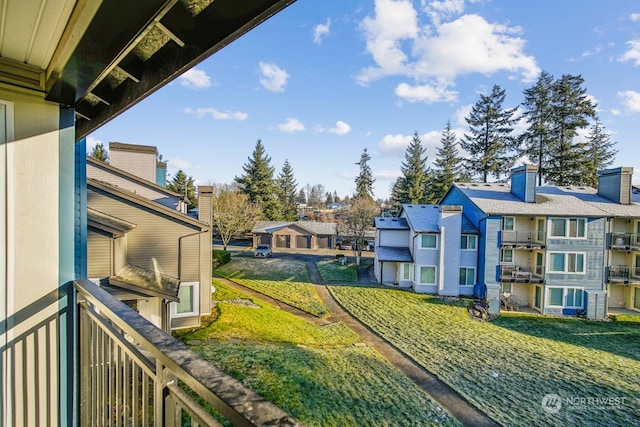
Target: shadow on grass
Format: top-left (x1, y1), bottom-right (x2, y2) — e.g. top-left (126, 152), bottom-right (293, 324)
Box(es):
top-left (491, 313), bottom-right (640, 361)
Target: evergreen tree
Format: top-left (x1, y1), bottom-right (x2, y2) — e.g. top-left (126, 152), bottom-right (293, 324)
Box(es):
top-left (460, 84), bottom-right (518, 182)
top-left (581, 117), bottom-right (618, 188)
top-left (235, 139), bottom-right (281, 220)
top-left (275, 159), bottom-right (298, 221)
top-left (545, 74), bottom-right (597, 186)
top-left (297, 188), bottom-right (307, 205)
top-left (354, 148), bottom-right (375, 199)
top-left (396, 131), bottom-right (431, 204)
top-left (167, 170), bottom-right (197, 210)
top-left (519, 71), bottom-right (555, 185)
top-left (389, 177), bottom-right (404, 211)
top-left (89, 142), bottom-right (109, 163)
top-left (333, 191), bottom-right (340, 204)
top-left (325, 192), bottom-right (334, 205)
top-left (431, 121), bottom-right (467, 200)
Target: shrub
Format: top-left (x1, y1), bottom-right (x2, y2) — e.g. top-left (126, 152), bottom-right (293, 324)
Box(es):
top-left (213, 249), bottom-right (231, 266)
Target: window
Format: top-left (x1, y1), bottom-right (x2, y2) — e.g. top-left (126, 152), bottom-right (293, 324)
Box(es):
top-left (502, 217), bottom-right (515, 231)
top-left (419, 266), bottom-right (436, 284)
top-left (460, 235), bottom-right (477, 250)
top-left (420, 234), bottom-right (437, 249)
top-left (502, 249), bottom-right (513, 264)
top-left (459, 267), bottom-right (475, 285)
top-left (547, 287), bottom-right (584, 308)
top-left (502, 282), bottom-right (512, 294)
top-left (550, 218), bottom-right (586, 238)
top-left (401, 263), bottom-right (410, 281)
top-left (548, 252), bottom-right (585, 274)
top-left (172, 282), bottom-right (200, 317)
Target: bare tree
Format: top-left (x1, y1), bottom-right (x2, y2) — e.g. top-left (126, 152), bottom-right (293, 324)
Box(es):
top-left (338, 197), bottom-right (379, 265)
top-left (212, 184), bottom-right (261, 250)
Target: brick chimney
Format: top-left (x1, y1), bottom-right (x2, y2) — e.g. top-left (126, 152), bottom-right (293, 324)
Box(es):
top-left (510, 165), bottom-right (538, 203)
top-left (597, 167), bottom-right (633, 205)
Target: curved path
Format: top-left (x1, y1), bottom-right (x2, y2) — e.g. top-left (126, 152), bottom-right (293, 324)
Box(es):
top-left (214, 253), bottom-right (498, 427)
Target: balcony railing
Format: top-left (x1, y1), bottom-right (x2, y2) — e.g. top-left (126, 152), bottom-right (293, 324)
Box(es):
top-left (609, 232), bottom-right (640, 250)
top-left (608, 265), bottom-right (640, 283)
top-left (1, 279), bottom-right (301, 426)
top-left (501, 231), bottom-right (545, 249)
top-left (499, 264), bottom-right (545, 283)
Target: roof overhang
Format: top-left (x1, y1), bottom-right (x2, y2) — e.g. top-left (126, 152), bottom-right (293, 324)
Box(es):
top-left (1, 0), bottom-right (296, 138)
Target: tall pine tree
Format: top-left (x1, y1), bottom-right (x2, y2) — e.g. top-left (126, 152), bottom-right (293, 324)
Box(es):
top-left (167, 170), bottom-right (197, 210)
top-left (354, 148), bottom-right (375, 199)
top-left (519, 71), bottom-right (554, 185)
top-left (396, 131), bottom-right (431, 204)
top-left (235, 139), bottom-right (281, 220)
top-left (460, 84), bottom-right (518, 182)
top-left (431, 121), bottom-right (467, 201)
top-left (275, 159), bottom-right (298, 221)
top-left (581, 117), bottom-right (618, 188)
top-left (545, 74), bottom-right (597, 186)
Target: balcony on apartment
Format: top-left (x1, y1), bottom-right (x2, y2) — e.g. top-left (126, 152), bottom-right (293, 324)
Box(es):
top-left (609, 232), bottom-right (640, 251)
top-left (500, 230), bottom-right (546, 250)
top-left (607, 265), bottom-right (640, 284)
top-left (499, 263), bottom-right (545, 284)
top-left (3, 279), bottom-right (300, 427)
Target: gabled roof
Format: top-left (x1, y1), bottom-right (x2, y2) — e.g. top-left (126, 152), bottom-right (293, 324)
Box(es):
top-left (453, 182), bottom-right (640, 218)
top-left (375, 217), bottom-right (409, 230)
top-left (88, 178), bottom-right (209, 231)
top-left (398, 204), bottom-right (480, 234)
top-left (108, 264), bottom-right (179, 301)
top-left (87, 208), bottom-right (137, 237)
top-left (87, 156), bottom-right (182, 197)
top-left (252, 221), bottom-right (337, 235)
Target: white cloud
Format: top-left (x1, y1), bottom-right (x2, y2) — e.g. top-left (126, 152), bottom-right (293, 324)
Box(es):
top-left (313, 19), bottom-right (331, 44)
top-left (454, 104), bottom-right (472, 127)
top-left (620, 40), bottom-right (640, 66)
top-left (183, 107), bottom-right (248, 121)
top-left (178, 68), bottom-right (212, 90)
top-left (378, 130), bottom-right (440, 157)
top-left (357, 0), bottom-right (540, 103)
top-left (630, 13), bottom-right (640, 22)
top-left (394, 82), bottom-right (457, 103)
top-left (328, 120), bottom-right (352, 135)
top-left (618, 90), bottom-right (640, 112)
top-left (169, 157), bottom-right (193, 170)
top-left (277, 118), bottom-right (305, 133)
top-left (86, 136), bottom-right (102, 151)
top-left (259, 62), bottom-right (290, 92)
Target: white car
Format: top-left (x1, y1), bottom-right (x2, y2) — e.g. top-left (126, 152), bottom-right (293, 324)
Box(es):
top-left (253, 244), bottom-right (272, 258)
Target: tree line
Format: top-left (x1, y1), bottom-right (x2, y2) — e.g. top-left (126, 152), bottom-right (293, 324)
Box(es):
top-left (390, 71), bottom-right (617, 207)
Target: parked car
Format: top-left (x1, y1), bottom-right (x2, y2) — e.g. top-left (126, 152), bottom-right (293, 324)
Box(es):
top-left (253, 244), bottom-right (272, 258)
top-left (336, 240), bottom-right (353, 250)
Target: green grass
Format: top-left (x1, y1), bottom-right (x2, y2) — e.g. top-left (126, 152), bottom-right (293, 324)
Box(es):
top-left (215, 257), bottom-right (330, 317)
top-left (181, 280), bottom-right (461, 426)
top-left (329, 286), bottom-right (640, 427)
top-left (316, 259), bottom-right (358, 282)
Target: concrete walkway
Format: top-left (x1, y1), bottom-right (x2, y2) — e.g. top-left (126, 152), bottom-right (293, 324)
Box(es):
top-left (214, 259), bottom-right (498, 427)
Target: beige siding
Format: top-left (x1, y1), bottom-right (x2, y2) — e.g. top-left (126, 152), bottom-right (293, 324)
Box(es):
top-left (138, 297), bottom-right (162, 328)
top-left (87, 188), bottom-right (200, 280)
top-left (114, 236), bottom-right (127, 273)
top-left (171, 315), bottom-right (201, 330)
top-left (87, 230), bottom-right (112, 278)
top-left (199, 229), bottom-right (212, 315)
top-left (179, 233), bottom-right (200, 282)
top-left (609, 285), bottom-right (625, 308)
top-left (109, 149), bottom-right (156, 183)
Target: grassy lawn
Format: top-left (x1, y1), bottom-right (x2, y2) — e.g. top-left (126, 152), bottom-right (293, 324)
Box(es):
top-left (316, 258), bottom-right (358, 282)
top-left (214, 257), bottom-right (330, 317)
top-left (329, 285), bottom-right (640, 427)
top-left (180, 280), bottom-right (461, 426)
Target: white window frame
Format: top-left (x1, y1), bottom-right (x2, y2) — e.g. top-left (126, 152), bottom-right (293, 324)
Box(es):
top-left (549, 218), bottom-right (587, 239)
top-left (418, 265), bottom-right (437, 285)
top-left (419, 234), bottom-right (438, 249)
top-left (502, 216), bottom-right (515, 231)
top-left (400, 263), bottom-right (412, 281)
top-left (547, 252), bottom-right (586, 274)
top-left (171, 282), bottom-right (200, 318)
top-left (459, 267), bottom-right (476, 286)
top-left (502, 249), bottom-right (513, 264)
top-left (460, 235), bottom-right (477, 250)
top-left (546, 287), bottom-right (584, 308)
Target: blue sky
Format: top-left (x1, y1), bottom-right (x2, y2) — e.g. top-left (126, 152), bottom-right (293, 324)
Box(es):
top-left (88, 0), bottom-right (640, 200)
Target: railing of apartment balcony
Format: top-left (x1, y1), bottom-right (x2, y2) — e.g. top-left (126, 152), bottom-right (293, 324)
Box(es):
top-left (75, 279), bottom-right (301, 427)
top-left (501, 231), bottom-right (545, 248)
top-left (608, 265), bottom-right (640, 283)
top-left (0, 280), bottom-right (301, 427)
top-left (610, 232), bottom-right (640, 249)
top-left (499, 264), bottom-right (544, 283)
